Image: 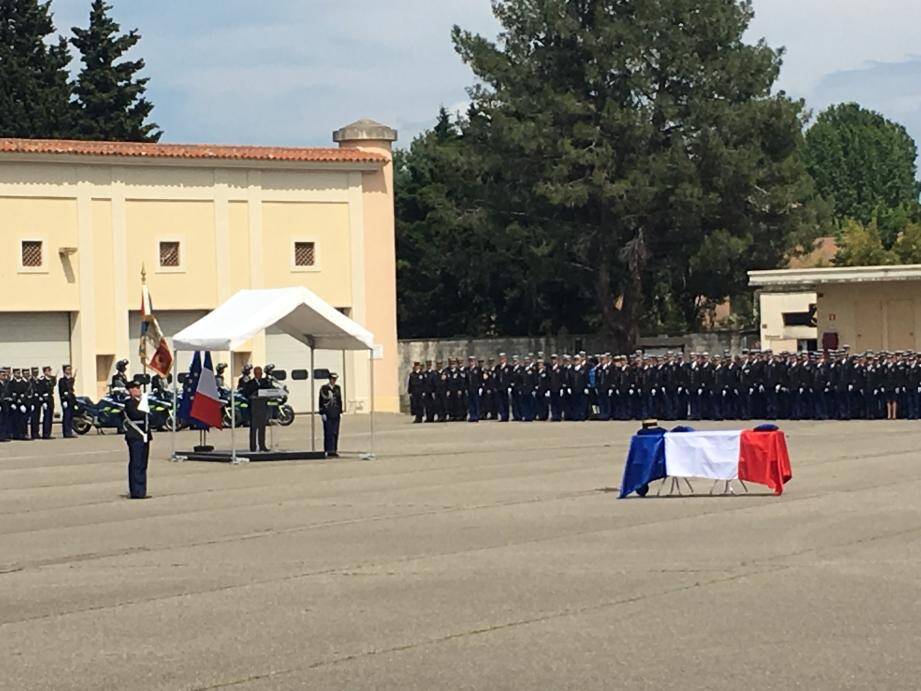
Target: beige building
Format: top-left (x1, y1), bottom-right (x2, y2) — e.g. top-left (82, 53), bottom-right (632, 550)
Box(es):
top-left (755, 291), bottom-right (817, 352)
top-left (0, 119), bottom-right (400, 412)
top-left (750, 265), bottom-right (921, 353)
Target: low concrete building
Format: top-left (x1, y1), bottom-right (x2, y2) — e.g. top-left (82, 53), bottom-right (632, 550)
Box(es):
top-left (755, 291), bottom-right (817, 352)
top-left (750, 265), bottom-right (921, 353)
top-left (0, 119), bottom-right (400, 412)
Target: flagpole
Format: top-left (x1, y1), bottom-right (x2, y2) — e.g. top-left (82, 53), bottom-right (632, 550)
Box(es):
top-left (140, 265), bottom-right (149, 445)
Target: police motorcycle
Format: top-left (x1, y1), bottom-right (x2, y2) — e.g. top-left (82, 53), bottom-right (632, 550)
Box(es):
top-left (73, 359), bottom-right (131, 435)
top-left (147, 373), bottom-right (181, 431)
top-left (222, 364), bottom-right (253, 428)
top-left (73, 360), bottom-right (172, 434)
top-left (264, 364), bottom-right (295, 427)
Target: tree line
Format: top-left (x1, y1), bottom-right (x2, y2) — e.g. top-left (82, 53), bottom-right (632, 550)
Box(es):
top-left (396, 1), bottom-right (921, 347)
top-left (0, 0), bottom-right (159, 141)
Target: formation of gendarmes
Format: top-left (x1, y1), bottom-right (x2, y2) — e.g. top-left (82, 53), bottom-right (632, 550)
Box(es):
top-left (407, 349), bottom-right (921, 423)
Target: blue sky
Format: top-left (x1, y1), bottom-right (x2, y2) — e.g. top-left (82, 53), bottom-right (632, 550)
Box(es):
top-left (49, 0), bottom-right (921, 160)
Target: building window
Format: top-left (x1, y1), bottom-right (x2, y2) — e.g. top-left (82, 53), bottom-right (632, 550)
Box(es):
top-left (782, 304), bottom-right (817, 327)
top-left (294, 241), bottom-right (316, 267)
top-left (159, 241), bottom-right (180, 268)
top-left (21, 240), bottom-right (43, 268)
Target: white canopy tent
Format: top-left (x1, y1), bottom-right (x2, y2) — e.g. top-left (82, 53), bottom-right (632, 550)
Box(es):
top-left (171, 287), bottom-right (376, 462)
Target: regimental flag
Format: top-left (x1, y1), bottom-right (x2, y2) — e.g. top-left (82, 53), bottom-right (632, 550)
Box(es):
top-left (189, 352), bottom-right (223, 429)
top-left (139, 272), bottom-right (173, 377)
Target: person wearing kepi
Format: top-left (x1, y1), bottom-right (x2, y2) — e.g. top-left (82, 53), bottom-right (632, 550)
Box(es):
top-left (319, 372), bottom-right (343, 458)
top-left (0, 367), bottom-right (10, 442)
top-left (38, 366), bottom-right (56, 439)
top-left (58, 365), bottom-right (77, 438)
top-left (123, 380), bottom-right (152, 499)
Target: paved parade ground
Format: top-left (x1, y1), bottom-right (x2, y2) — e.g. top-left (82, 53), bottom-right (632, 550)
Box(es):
top-left (3, 416), bottom-right (921, 690)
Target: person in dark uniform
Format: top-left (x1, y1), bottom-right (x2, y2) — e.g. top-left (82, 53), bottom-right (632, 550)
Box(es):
top-left (123, 380), bottom-right (152, 499)
top-left (243, 366), bottom-right (271, 452)
top-left (494, 354), bottom-right (512, 422)
top-left (546, 355), bottom-right (562, 422)
top-left (38, 366), bottom-right (55, 439)
top-left (0, 367), bottom-right (10, 442)
top-left (422, 361), bottom-right (437, 423)
top-left (214, 363), bottom-right (227, 389)
top-left (407, 362), bottom-right (426, 423)
top-left (110, 359), bottom-right (130, 393)
top-left (237, 363), bottom-right (253, 390)
top-left (465, 356), bottom-right (481, 422)
top-left (58, 365), bottom-right (77, 438)
top-left (8, 368), bottom-right (28, 440)
top-left (319, 372), bottom-right (343, 457)
top-left (27, 367), bottom-right (41, 440)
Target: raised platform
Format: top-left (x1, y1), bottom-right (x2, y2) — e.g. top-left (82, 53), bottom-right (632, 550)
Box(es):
top-left (176, 449), bottom-right (328, 463)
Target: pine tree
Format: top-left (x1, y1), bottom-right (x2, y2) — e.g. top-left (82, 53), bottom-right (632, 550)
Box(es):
top-left (0, 0), bottom-right (74, 138)
top-left (70, 0), bottom-right (160, 141)
top-left (451, 0), bottom-right (824, 348)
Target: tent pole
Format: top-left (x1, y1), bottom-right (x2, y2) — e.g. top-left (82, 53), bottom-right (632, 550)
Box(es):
top-left (310, 345), bottom-right (316, 452)
top-left (369, 347), bottom-right (375, 459)
top-left (171, 345), bottom-right (177, 460)
top-left (230, 352), bottom-right (236, 463)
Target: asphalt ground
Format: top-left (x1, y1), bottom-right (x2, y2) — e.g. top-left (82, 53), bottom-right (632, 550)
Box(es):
top-left (2, 415), bottom-right (921, 690)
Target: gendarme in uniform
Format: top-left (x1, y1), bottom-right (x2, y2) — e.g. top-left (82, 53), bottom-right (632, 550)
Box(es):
top-left (123, 380), bottom-right (152, 499)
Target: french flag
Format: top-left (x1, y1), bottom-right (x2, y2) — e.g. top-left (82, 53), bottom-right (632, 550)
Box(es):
top-left (189, 352), bottom-right (223, 429)
top-left (620, 429), bottom-right (793, 498)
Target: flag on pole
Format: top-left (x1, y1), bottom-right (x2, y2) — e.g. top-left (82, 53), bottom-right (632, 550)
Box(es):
top-left (139, 269), bottom-right (173, 376)
top-left (178, 352), bottom-right (208, 430)
top-left (190, 352), bottom-right (224, 429)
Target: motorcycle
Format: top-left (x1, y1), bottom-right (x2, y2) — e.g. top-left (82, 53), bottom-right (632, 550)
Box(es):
top-left (73, 393), bottom-right (126, 435)
top-left (220, 387), bottom-right (252, 428)
top-left (264, 365), bottom-right (295, 427)
top-left (74, 389), bottom-right (175, 435)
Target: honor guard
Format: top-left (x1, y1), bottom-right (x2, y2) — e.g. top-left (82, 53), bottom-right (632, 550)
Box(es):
top-left (123, 380), bottom-right (152, 499)
top-left (407, 362), bottom-right (426, 423)
top-left (38, 366), bottom-right (56, 439)
top-left (59, 365), bottom-right (77, 438)
top-left (318, 372), bottom-right (343, 457)
top-left (0, 367), bottom-right (10, 442)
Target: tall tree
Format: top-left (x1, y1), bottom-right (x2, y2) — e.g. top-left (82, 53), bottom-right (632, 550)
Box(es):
top-left (0, 0), bottom-right (74, 138)
top-left (396, 107), bottom-right (591, 338)
top-left (803, 103), bottom-right (921, 230)
top-left (452, 0), bottom-right (821, 349)
top-left (70, 0), bottom-right (160, 141)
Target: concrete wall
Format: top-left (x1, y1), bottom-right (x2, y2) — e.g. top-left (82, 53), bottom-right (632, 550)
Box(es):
top-left (396, 330), bottom-right (758, 411)
top-left (817, 280), bottom-right (921, 352)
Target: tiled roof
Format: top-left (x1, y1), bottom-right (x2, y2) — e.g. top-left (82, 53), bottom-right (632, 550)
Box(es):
top-left (0, 138), bottom-right (387, 164)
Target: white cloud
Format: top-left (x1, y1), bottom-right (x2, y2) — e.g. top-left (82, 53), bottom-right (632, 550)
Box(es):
top-left (42, 0), bottom-right (921, 159)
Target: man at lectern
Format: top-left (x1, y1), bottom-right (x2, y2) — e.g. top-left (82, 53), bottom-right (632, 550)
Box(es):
top-left (243, 366), bottom-right (272, 452)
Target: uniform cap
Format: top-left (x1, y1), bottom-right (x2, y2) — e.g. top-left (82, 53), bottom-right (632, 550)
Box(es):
top-left (329, 372), bottom-right (339, 379)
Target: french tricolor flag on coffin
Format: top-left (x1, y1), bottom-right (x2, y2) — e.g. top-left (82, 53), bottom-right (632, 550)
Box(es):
top-left (620, 429), bottom-right (793, 498)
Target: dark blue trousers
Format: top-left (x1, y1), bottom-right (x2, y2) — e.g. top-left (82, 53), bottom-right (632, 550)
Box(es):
top-left (549, 391), bottom-right (563, 421)
top-left (467, 391), bottom-right (480, 422)
top-left (497, 390), bottom-right (510, 422)
top-left (41, 403), bottom-right (54, 438)
top-left (126, 438), bottom-right (149, 499)
top-left (62, 400), bottom-right (75, 437)
top-left (323, 413), bottom-right (341, 453)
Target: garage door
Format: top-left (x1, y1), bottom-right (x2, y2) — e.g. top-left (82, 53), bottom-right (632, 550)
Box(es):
top-left (0, 312), bottom-right (72, 372)
top-left (128, 310), bottom-right (208, 380)
top-left (266, 326), bottom-right (344, 414)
